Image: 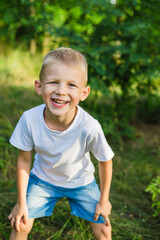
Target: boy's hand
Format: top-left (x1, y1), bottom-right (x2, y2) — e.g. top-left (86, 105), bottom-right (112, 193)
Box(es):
top-left (8, 203), bottom-right (28, 232)
top-left (94, 201), bottom-right (112, 226)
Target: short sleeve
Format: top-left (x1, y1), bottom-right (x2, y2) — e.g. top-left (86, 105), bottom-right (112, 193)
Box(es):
top-left (88, 121), bottom-right (114, 161)
top-left (9, 113), bottom-right (33, 151)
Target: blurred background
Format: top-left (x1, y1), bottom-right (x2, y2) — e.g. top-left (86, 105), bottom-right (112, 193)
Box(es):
top-left (0, 0), bottom-right (160, 239)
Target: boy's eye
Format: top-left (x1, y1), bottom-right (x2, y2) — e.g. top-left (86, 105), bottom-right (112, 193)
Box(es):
top-left (50, 81), bottom-right (57, 84)
top-left (69, 83), bottom-right (76, 87)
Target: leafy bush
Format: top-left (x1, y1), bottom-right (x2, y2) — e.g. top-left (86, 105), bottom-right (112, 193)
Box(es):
top-left (136, 95), bottom-right (160, 124)
top-left (146, 176), bottom-right (160, 217)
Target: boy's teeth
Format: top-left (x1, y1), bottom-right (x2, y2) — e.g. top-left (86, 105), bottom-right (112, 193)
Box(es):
top-left (53, 99), bottom-right (67, 104)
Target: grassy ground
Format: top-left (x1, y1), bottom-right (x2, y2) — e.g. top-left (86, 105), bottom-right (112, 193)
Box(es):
top-left (0, 85), bottom-right (160, 239)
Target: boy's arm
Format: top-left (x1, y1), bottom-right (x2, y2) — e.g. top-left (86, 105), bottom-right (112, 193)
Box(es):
top-left (94, 159), bottom-right (112, 225)
top-left (8, 150), bottom-right (32, 231)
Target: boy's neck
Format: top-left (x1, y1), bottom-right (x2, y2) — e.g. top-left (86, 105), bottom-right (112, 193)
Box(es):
top-left (44, 107), bottom-right (78, 132)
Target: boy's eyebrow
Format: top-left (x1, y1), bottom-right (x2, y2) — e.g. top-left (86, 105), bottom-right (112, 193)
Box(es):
top-left (45, 76), bottom-right (58, 81)
top-left (46, 76), bottom-right (81, 84)
top-left (46, 76), bottom-right (57, 80)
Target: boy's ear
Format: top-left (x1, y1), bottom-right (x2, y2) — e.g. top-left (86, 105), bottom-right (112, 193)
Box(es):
top-left (35, 80), bottom-right (42, 96)
top-left (80, 86), bottom-right (90, 101)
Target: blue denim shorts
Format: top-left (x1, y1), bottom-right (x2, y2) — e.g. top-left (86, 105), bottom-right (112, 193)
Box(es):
top-left (26, 173), bottom-right (105, 224)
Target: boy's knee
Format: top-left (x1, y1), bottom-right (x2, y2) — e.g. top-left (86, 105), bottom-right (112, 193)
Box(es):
top-left (19, 219), bottom-right (34, 234)
top-left (10, 220), bottom-right (34, 240)
top-left (91, 223), bottom-right (112, 240)
top-left (101, 224), bottom-right (111, 239)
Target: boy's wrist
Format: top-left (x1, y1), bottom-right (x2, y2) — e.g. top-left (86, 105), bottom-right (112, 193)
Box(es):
top-left (17, 197), bottom-right (27, 205)
top-left (99, 198), bottom-right (109, 204)
top-left (99, 194), bottom-right (110, 204)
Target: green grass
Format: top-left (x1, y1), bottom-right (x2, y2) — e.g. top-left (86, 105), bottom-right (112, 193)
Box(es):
top-left (0, 47), bottom-right (42, 87)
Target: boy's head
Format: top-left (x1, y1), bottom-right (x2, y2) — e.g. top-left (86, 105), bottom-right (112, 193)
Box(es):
top-left (35, 47), bottom-right (90, 120)
top-left (39, 47), bottom-right (88, 85)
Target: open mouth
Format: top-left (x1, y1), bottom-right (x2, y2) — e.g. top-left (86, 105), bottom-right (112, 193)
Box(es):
top-left (51, 99), bottom-right (69, 107)
top-left (52, 99), bottom-right (68, 104)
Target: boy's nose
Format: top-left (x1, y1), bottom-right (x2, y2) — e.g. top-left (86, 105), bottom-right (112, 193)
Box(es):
top-left (55, 84), bottom-right (67, 95)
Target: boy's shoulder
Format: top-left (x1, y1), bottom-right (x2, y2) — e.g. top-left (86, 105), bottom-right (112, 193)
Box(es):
top-left (78, 106), bottom-right (101, 130)
top-left (79, 105), bottom-right (94, 119)
top-left (23, 104), bottom-right (45, 115)
top-left (22, 104), bottom-right (45, 121)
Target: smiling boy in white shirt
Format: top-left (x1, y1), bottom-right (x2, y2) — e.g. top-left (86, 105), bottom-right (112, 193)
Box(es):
top-left (8, 47), bottom-right (114, 240)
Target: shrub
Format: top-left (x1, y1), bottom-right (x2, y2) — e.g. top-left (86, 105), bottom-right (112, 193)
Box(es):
top-left (136, 95), bottom-right (160, 124)
top-left (146, 176), bottom-right (160, 217)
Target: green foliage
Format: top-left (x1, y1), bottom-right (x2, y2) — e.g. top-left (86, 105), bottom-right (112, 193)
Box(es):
top-left (0, 0), bottom-right (55, 46)
top-left (146, 176), bottom-right (160, 217)
top-left (136, 95), bottom-right (160, 124)
top-left (44, 0), bottom-right (160, 98)
top-left (0, 0), bottom-right (160, 98)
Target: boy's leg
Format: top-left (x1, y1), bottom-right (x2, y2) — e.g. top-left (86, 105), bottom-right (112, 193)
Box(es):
top-left (10, 218), bottom-right (34, 240)
top-left (67, 179), bottom-right (112, 239)
top-left (90, 222), bottom-right (112, 240)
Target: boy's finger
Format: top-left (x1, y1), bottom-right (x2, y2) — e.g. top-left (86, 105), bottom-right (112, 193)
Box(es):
top-left (23, 213), bottom-right (28, 225)
top-left (94, 212), bottom-right (100, 221)
top-left (104, 216), bottom-right (110, 226)
top-left (10, 217), bottom-right (15, 228)
top-left (8, 213), bottom-right (12, 220)
top-left (15, 217), bottom-right (20, 232)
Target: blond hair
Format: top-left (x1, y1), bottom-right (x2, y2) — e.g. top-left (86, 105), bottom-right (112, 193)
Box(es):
top-left (39, 47), bottom-right (88, 84)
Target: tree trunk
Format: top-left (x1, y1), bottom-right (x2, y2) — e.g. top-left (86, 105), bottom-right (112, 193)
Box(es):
top-left (30, 38), bottom-right (36, 55)
top-left (30, 0), bottom-right (36, 55)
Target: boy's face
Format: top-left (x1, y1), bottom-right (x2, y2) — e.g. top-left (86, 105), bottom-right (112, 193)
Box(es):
top-left (35, 62), bottom-right (90, 122)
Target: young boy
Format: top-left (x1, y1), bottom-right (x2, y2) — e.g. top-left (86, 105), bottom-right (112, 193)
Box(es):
top-left (8, 47), bottom-right (114, 240)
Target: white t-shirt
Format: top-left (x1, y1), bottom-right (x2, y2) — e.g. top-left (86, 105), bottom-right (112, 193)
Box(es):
top-left (10, 104), bottom-right (114, 188)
